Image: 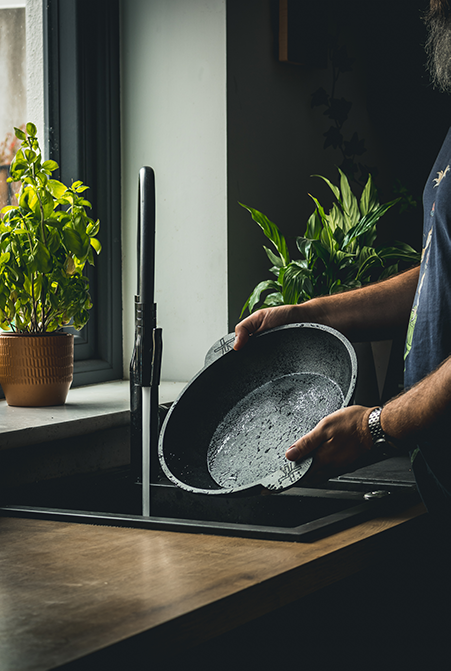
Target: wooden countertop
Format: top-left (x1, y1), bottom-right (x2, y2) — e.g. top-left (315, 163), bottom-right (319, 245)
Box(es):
top-left (0, 503), bottom-right (426, 670)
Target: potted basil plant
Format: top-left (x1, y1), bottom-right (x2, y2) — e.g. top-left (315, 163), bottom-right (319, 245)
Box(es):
top-left (0, 122), bottom-right (101, 406)
top-left (240, 169), bottom-right (420, 316)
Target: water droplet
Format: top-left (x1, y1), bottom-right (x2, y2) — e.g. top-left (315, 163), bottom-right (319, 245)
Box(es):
top-left (207, 372), bottom-right (343, 488)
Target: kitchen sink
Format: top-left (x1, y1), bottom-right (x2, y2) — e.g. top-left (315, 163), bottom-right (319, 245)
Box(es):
top-left (0, 456), bottom-right (419, 542)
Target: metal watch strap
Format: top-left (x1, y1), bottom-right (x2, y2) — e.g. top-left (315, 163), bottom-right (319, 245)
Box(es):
top-left (368, 406), bottom-right (398, 457)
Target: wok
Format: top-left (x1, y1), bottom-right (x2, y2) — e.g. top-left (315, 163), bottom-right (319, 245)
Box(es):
top-left (158, 323), bottom-right (357, 496)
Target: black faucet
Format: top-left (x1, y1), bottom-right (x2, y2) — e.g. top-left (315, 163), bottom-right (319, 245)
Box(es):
top-left (129, 166), bottom-right (162, 515)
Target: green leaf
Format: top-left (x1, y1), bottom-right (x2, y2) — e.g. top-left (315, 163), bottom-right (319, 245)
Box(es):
top-left (87, 219), bottom-right (100, 237)
top-left (25, 149), bottom-right (36, 163)
top-left (249, 279), bottom-right (280, 312)
top-left (356, 248), bottom-right (383, 279)
top-left (240, 279), bottom-right (280, 317)
top-left (311, 240), bottom-right (331, 265)
top-left (31, 240), bottom-right (52, 273)
top-left (42, 160), bottom-right (59, 173)
top-left (36, 172), bottom-right (48, 187)
top-left (23, 275), bottom-right (32, 296)
top-left (329, 279), bottom-right (342, 294)
top-left (379, 264), bottom-right (399, 280)
top-left (63, 228), bottom-right (84, 257)
top-left (359, 173), bottom-right (379, 216)
top-left (341, 199), bottom-right (400, 248)
top-left (19, 186), bottom-right (39, 216)
top-left (55, 211), bottom-right (71, 225)
top-left (263, 245), bottom-right (283, 268)
top-left (377, 243), bottom-right (420, 264)
top-left (41, 190), bottom-right (55, 219)
top-left (14, 127), bottom-right (26, 141)
top-left (338, 168), bottom-right (359, 230)
top-left (311, 174), bottom-right (341, 202)
top-left (34, 274), bottom-right (43, 299)
top-left (335, 250), bottom-right (355, 270)
top-left (240, 203), bottom-right (290, 265)
top-left (320, 225), bottom-right (335, 253)
top-left (73, 212), bottom-right (86, 234)
top-left (358, 245), bottom-right (378, 265)
top-left (90, 237), bottom-right (102, 255)
top-left (26, 122), bottom-right (37, 137)
top-left (305, 211), bottom-right (322, 240)
top-left (47, 179), bottom-right (67, 199)
top-left (3, 263), bottom-right (20, 282)
top-left (47, 228), bottom-right (61, 255)
top-left (261, 292), bottom-right (284, 308)
top-left (296, 237), bottom-right (313, 259)
top-left (281, 261), bottom-right (312, 304)
top-left (327, 203), bottom-right (344, 233)
top-left (308, 195), bottom-right (327, 225)
top-left (44, 217), bottom-right (65, 229)
top-left (333, 226), bottom-right (345, 246)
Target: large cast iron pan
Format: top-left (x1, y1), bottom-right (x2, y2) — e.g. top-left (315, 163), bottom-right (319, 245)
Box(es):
top-left (158, 323), bottom-right (357, 496)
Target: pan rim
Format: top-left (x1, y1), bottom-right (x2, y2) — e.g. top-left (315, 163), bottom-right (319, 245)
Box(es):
top-left (158, 323), bottom-right (358, 496)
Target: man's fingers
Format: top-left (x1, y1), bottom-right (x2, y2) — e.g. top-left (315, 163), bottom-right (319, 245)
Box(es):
top-left (233, 305), bottom-right (297, 351)
top-left (234, 313), bottom-right (265, 350)
top-left (285, 426), bottom-right (322, 461)
top-left (285, 442), bottom-right (303, 460)
top-left (233, 324), bottom-right (250, 350)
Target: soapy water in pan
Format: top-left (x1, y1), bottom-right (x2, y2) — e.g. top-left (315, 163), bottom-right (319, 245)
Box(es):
top-left (207, 372), bottom-right (344, 488)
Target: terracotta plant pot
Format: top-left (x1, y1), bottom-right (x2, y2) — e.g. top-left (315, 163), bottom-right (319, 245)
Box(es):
top-left (0, 332), bottom-right (74, 407)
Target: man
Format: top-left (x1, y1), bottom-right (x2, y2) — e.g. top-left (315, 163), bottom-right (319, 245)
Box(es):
top-left (234, 0), bottom-right (451, 515)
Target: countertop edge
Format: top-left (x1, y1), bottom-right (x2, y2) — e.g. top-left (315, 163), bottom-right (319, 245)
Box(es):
top-left (0, 379), bottom-right (187, 450)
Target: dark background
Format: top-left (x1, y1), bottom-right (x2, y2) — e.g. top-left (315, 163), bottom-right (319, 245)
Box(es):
top-left (227, 0), bottom-right (451, 327)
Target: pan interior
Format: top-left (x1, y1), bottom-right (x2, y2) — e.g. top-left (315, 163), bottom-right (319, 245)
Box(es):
top-left (206, 371), bottom-right (344, 489)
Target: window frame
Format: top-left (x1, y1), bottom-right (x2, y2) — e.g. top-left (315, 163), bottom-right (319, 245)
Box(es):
top-left (43, 0), bottom-right (122, 386)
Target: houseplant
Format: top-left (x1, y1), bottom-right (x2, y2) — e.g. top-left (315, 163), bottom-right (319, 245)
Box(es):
top-left (240, 169), bottom-right (420, 316)
top-left (0, 122), bottom-right (102, 406)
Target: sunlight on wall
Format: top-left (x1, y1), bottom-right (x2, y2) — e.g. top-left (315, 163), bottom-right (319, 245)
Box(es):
top-left (121, 0), bottom-right (228, 382)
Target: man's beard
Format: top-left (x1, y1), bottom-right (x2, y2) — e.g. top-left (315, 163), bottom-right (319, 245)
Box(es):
top-left (425, 8), bottom-right (451, 92)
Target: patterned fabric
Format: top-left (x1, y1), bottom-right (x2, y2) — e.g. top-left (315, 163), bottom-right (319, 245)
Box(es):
top-left (404, 127), bottom-right (451, 512)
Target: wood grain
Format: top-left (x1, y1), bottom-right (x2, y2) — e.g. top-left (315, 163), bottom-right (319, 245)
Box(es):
top-left (0, 504), bottom-right (425, 670)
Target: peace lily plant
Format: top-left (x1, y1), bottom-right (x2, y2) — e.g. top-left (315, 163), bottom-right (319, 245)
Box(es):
top-left (0, 122), bottom-right (101, 333)
top-left (240, 169), bottom-right (420, 316)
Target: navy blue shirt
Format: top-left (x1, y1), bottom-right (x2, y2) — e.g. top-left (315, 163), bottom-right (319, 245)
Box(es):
top-left (404, 127), bottom-right (451, 512)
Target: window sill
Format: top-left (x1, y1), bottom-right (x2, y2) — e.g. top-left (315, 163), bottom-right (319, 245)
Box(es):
top-left (0, 379), bottom-right (187, 451)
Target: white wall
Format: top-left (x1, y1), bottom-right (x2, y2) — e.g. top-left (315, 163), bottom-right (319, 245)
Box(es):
top-left (25, 0), bottom-right (44, 140)
top-left (120, 0), bottom-right (228, 383)
top-left (0, 4), bottom-right (26, 146)
top-left (0, 0), bottom-right (43, 148)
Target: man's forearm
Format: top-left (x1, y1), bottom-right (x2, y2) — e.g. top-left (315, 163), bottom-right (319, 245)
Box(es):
top-left (382, 354), bottom-right (451, 443)
top-left (300, 265), bottom-right (420, 341)
top-left (234, 266), bottom-right (420, 351)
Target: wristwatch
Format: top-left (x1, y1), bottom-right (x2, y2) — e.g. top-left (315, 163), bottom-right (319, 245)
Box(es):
top-left (368, 406), bottom-right (399, 457)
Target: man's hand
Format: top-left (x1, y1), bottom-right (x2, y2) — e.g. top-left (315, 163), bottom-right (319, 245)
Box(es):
top-left (285, 405), bottom-right (374, 485)
top-left (234, 305), bottom-right (304, 350)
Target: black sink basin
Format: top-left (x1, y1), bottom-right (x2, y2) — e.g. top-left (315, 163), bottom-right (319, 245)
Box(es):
top-left (0, 458), bottom-right (419, 542)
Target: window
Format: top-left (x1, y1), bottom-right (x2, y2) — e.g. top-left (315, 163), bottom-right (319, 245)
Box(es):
top-left (0, 1), bottom-right (26, 212)
top-left (0, 0), bottom-right (122, 391)
top-left (45, 0), bottom-right (122, 385)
